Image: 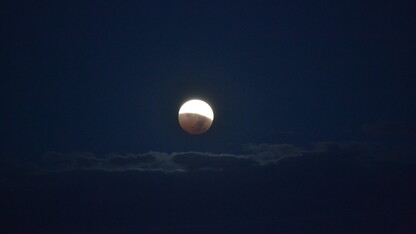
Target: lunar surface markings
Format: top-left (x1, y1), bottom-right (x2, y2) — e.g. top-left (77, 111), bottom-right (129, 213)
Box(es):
top-left (178, 100), bottom-right (214, 135)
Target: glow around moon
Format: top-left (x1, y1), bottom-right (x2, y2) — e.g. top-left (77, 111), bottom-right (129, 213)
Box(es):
top-left (178, 99), bottom-right (214, 135)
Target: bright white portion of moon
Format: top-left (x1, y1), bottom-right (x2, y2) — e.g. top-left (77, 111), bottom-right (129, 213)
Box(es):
top-left (178, 99), bottom-right (214, 120)
top-left (178, 99), bottom-right (214, 135)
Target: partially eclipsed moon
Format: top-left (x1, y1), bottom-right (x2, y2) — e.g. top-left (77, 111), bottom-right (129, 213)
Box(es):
top-left (178, 99), bottom-right (214, 135)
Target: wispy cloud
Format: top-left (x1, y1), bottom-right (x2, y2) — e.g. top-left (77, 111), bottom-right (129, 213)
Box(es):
top-left (6, 141), bottom-right (373, 174)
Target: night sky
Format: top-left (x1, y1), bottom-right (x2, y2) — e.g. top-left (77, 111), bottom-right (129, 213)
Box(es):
top-left (1, 0), bottom-right (416, 233)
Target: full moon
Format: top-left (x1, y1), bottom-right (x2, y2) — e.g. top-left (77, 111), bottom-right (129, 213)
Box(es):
top-left (178, 99), bottom-right (214, 135)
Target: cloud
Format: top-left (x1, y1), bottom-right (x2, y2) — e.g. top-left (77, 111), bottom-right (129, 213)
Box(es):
top-left (172, 152), bottom-right (258, 170)
top-left (35, 151), bottom-right (260, 172)
top-left (4, 141), bottom-right (374, 174)
top-left (1, 141), bottom-right (415, 232)
top-left (244, 143), bottom-right (304, 165)
top-left (39, 151), bottom-right (164, 172)
top-left (105, 153), bottom-right (156, 166)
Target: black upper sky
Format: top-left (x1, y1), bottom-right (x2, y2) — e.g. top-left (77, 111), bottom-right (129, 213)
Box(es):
top-left (1, 0), bottom-right (416, 232)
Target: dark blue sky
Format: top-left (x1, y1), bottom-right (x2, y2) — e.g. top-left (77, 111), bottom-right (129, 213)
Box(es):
top-left (1, 0), bottom-right (416, 232)
top-left (2, 0), bottom-right (415, 155)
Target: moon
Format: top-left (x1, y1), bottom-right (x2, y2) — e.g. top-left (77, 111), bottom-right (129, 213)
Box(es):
top-left (178, 99), bottom-right (214, 135)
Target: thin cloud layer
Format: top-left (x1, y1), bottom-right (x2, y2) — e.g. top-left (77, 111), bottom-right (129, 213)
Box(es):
top-left (173, 152), bottom-right (258, 170)
top-left (1, 141), bottom-right (415, 233)
top-left (9, 142), bottom-right (374, 173)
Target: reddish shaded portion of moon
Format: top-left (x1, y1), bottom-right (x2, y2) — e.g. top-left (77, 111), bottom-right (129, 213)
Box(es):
top-left (178, 113), bottom-right (213, 135)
